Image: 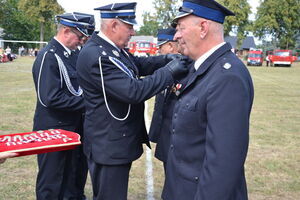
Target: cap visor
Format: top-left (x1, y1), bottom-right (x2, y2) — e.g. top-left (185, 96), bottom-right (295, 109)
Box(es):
top-left (172, 12), bottom-right (191, 27)
top-left (157, 40), bottom-right (168, 46)
top-left (76, 27), bottom-right (89, 37)
top-left (119, 18), bottom-right (137, 25)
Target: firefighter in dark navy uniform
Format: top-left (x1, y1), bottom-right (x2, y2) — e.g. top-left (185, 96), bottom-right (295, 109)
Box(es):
top-left (32, 12), bottom-right (95, 200)
top-left (149, 27), bottom-right (182, 172)
top-left (76, 2), bottom-right (189, 200)
top-left (161, 0), bottom-right (254, 200)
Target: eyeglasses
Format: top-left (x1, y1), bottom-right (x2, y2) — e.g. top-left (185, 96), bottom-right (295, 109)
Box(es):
top-left (70, 28), bottom-right (86, 40)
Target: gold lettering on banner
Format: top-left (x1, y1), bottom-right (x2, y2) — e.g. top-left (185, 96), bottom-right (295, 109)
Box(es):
top-left (0, 130), bottom-right (73, 146)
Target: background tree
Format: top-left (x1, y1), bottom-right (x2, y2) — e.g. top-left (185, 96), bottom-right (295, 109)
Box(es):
top-left (138, 12), bottom-right (159, 36)
top-left (217, 0), bottom-right (252, 48)
top-left (137, 0), bottom-right (179, 36)
top-left (253, 0), bottom-right (300, 49)
top-left (0, 0), bottom-right (39, 50)
top-left (18, 0), bottom-right (64, 48)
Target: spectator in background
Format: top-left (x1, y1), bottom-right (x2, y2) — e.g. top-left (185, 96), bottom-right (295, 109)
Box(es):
top-left (21, 46), bottom-right (25, 56)
top-left (34, 48), bottom-right (39, 57)
top-left (5, 46), bottom-right (12, 61)
top-left (18, 46), bottom-right (22, 56)
top-left (0, 47), bottom-right (4, 62)
top-left (266, 54), bottom-right (270, 66)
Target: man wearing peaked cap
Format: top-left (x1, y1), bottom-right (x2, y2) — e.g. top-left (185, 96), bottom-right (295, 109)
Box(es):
top-left (32, 12), bottom-right (94, 200)
top-left (94, 2), bottom-right (138, 25)
top-left (156, 28), bottom-right (179, 54)
top-left (172, 0), bottom-right (235, 26)
top-left (56, 12), bottom-right (95, 37)
top-left (148, 27), bottom-right (182, 174)
top-left (162, 0), bottom-right (254, 200)
top-left (76, 2), bottom-right (189, 200)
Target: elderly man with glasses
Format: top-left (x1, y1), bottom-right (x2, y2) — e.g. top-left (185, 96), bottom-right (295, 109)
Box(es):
top-left (32, 12), bottom-right (95, 200)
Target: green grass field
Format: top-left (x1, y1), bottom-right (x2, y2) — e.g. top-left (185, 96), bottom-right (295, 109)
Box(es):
top-left (0, 57), bottom-right (299, 199)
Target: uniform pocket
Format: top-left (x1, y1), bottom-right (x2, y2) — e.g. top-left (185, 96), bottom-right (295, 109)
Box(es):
top-left (108, 120), bottom-right (132, 141)
top-left (182, 96), bottom-right (198, 112)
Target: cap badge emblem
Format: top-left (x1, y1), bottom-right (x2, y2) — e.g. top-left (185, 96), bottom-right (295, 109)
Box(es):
top-left (102, 51), bottom-right (107, 56)
top-left (112, 50), bottom-right (120, 57)
top-left (223, 63), bottom-right (231, 69)
top-left (64, 51), bottom-right (69, 58)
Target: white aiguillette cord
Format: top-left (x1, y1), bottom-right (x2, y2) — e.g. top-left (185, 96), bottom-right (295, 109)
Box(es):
top-left (98, 56), bottom-right (131, 121)
top-left (37, 51), bottom-right (83, 107)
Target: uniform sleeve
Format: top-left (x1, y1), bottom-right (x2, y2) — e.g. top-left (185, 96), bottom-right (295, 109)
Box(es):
top-left (132, 55), bottom-right (170, 76)
top-left (195, 73), bottom-right (251, 200)
top-left (87, 55), bottom-right (174, 104)
top-left (37, 52), bottom-right (84, 111)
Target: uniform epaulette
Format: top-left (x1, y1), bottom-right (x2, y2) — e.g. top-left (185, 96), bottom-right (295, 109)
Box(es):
top-left (99, 45), bottom-right (109, 56)
top-left (48, 46), bottom-right (57, 53)
top-left (220, 57), bottom-right (232, 70)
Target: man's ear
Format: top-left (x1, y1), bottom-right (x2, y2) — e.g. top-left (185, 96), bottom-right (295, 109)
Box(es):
top-left (168, 42), bottom-right (173, 50)
top-left (199, 20), bottom-right (209, 39)
top-left (111, 20), bottom-right (119, 33)
top-left (60, 26), bottom-right (71, 38)
top-left (169, 42), bottom-right (178, 53)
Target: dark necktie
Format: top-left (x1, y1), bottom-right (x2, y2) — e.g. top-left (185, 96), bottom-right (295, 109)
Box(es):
top-left (189, 66), bottom-right (196, 74)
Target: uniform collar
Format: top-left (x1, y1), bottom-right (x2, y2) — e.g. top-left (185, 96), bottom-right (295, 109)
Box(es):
top-left (54, 37), bottom-right (72, 55)
top-left (180, 42), bottom-right (233, 95)
top-left (194, 42), bottom-right (225, 71)
top-left (97, 31), bottom-right (121, 52)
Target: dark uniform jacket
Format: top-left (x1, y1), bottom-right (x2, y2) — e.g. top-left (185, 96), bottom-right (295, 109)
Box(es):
top-left (32, 38), bottom-right (84, 132)
top-left (77, 33), bottom-right (175, 165)
top-left (162, 43), bottom-right (254, 200)
top-left (149, 66), bottom-right (193, 162)
top-left (149, 88), bottom-right (175, 162)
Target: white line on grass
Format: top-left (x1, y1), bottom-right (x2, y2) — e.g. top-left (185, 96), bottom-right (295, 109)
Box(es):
top-left (145, 101), bottom-right (154, 200)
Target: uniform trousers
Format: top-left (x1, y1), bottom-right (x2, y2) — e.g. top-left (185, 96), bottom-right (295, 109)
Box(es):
top-left (36, 146), bottom-right (88, 200)
top-left (88, 158), bottom-right (132, 200)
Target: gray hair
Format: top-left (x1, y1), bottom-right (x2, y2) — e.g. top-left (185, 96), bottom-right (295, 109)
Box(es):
top-left (57, 24), bottom-right (66, 32)
top-left (100, 19), bottom-right (114, 30)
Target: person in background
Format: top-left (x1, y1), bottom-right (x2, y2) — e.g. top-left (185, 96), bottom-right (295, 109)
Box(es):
top-left (0, 152), bottom-right (18, 164)
top-left (156, 28), bottom-right (180, 55)
top-left (34, 48), bottom-right (39, 57)
top-left (149, 27), bottom-right (182, 174)
top-left (76, 2), bottom-right (188, 200)
top-left (266, 54), bottom-right (270, 66)
top-left (32, 12), bottom-right (94, 200)
top-left (5, 46), bottom-right (12, 61)
top-left (162, 0), bottom-right (254, 199)
top-left (0, 47), bottom-right (4, 62)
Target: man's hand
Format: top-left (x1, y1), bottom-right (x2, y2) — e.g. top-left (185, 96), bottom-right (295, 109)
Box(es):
top-left (164, 54), bottom-right (183, 61)
top-left (165, 54), bottom-right (193, 64)
top-left (0, 152), bottom-right (18, 164)
top-left (165, 58), bottom-right (189, 80)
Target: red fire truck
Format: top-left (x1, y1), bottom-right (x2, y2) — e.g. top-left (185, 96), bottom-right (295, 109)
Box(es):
top-left (269, 50), bottom-right (297, 67)
top-left (247, 49), bottom-right (263, 66)
top-left (128, 41), bottom-right (158, 57)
